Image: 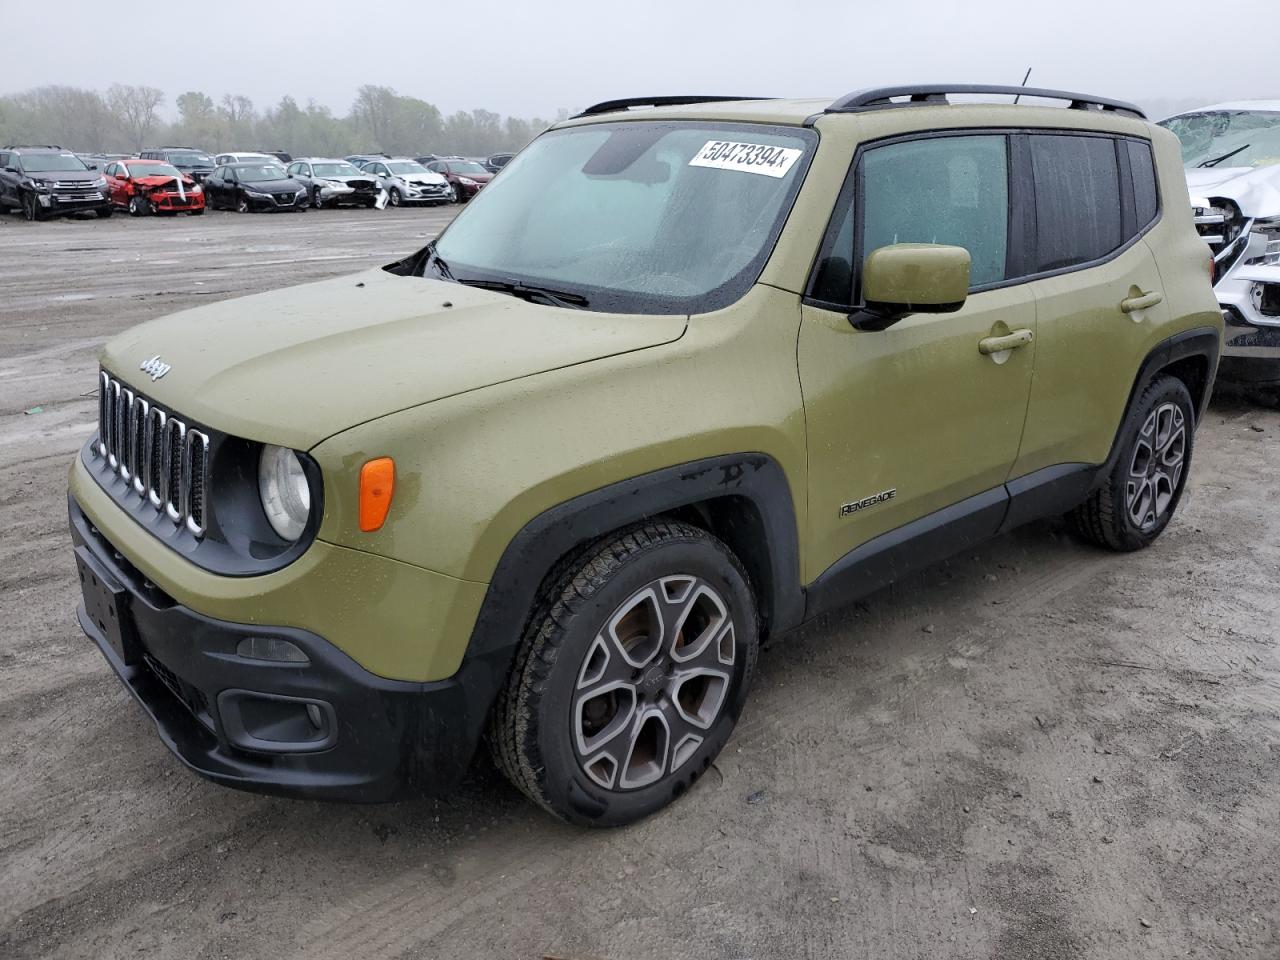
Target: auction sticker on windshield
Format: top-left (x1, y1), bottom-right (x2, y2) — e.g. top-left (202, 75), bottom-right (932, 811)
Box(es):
top-left (689, 141), bottom-right (803, 178)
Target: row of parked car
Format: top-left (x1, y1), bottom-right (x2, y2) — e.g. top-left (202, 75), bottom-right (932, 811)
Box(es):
top-left (0, 144), bottom-right (512, 220)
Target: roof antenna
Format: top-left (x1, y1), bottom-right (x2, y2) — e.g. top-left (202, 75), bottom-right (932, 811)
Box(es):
top-left (1013, 68), bottom-right (1032, 104)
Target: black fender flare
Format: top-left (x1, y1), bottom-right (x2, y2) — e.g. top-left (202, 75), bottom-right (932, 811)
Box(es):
top-left (1095, 325), bottom-right (1220, 486)
top-left (445, 453), bottom-right (804, 764)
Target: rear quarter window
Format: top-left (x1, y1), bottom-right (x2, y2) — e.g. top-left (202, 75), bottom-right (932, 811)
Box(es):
top-left (1126, 140), bottom-right (1159, 229)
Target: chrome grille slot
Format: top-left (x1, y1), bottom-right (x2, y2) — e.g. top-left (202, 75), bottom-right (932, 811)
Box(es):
top-left (164, 418), bottom-right (187, 523)
top-left (92, 371), bottom-right (210, 539)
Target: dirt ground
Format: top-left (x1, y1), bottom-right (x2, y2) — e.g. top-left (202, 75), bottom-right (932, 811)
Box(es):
top-left (0, 206), bottom-right (1277, 960)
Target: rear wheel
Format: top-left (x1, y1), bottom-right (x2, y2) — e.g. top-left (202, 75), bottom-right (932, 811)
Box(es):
top-left (490, 520), bottom-right (759, 827)
top-left (1067, 374), bottom-right (1195, 551)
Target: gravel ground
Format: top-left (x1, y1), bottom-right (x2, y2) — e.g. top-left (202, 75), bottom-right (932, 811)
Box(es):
top-left (0, 206), bottom-right (1277, 960)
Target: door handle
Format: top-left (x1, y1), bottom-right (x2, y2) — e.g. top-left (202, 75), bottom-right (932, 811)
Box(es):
top-left (978, 329), bottom-right (1034, 355)
top-left (1121, 291), bottom-right (1163, 313)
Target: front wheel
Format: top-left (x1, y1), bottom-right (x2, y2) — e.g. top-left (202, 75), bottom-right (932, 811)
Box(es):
top-left (21, 192), bottom-right (42, 221)
top-left (128, 195), bottom-right (150, 217)
top-left (388, 187), bottom-right (402, 207)
top-left (490, 520), bottom-right (759, 827)
top-left (236, 196), bottom-right (250, 214)
top-left (1066, 374), bottom-right (1195, 551)
top-left (449, 183), bottom-right (460, 204)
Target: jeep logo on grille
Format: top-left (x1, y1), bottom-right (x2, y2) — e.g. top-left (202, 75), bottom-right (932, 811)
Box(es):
top-left (139, 355), bottom-right (171, 381)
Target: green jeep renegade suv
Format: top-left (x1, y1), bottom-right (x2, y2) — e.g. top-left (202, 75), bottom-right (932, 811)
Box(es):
top-left (70, 85), bottom-right (1222, 826)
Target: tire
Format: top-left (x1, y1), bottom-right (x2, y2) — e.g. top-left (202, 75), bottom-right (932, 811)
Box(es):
top-left (95, 206), bottom-right (112, 219)
top-left (311, 188), bottom-right (324, 209)
top-left (21, 192), bottom-right (42, 222)
top-left (449, 183), bottom-right (460, 204)
top-left (128, 195), bottom-right (149, 217)
top-left (1067, 374), bottom-right (1195, 552)
top-left (490, 520), bottom-right (759, 827)
top-left (388, 187), bottom-right (402, 207)
top-left (236, 196), bottom-right (250, 214)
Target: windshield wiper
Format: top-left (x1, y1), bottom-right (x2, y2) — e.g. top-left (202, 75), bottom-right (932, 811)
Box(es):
top-left (422, 243), bottom-right (455, 281)
top-left (456, 277), bottom-right (590, 310)
top-left (1198, 143), bottom-right (1251, 168)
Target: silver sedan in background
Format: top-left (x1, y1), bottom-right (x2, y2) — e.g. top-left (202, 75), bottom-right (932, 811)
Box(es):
top-left (285, 158), bottom-right (386, 209)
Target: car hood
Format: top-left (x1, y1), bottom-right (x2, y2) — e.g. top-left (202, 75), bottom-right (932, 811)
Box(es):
top-left (1185, 164), bottom-right (1280, 218)
top-left (320, 175), bottom-right (378, 186)
top-left (29, 170), bottom-right (97, 183)
top-left (242, 178), bottom-right (303, 193)
top-left (452, 171), bottom-right (493, 182)
top-left (136, 175), bottom-right (196, 189)
top-left (394, 173), bottom-right (448, 185)
top-left (100, 267), bottom-right (687, 449)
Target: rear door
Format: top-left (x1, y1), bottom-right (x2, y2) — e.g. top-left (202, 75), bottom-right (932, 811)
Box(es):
top-left (798, 132), bottom-right (1037, 582)
top-left (1011, 133), bottom-right (1171, 477)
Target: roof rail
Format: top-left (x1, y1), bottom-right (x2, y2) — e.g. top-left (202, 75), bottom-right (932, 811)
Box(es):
top-left (826, 85), bottom-right (1146, 120)
top-left (574, 95), bottom-right (770, 118)
top-left (2, 144), bottom-right (66, 151)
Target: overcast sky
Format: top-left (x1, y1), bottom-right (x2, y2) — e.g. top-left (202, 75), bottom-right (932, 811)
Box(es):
top-left (4, 0), bottom-right (1276, 120)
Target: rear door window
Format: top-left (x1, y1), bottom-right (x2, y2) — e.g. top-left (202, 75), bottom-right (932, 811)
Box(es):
top-left (1029, 135), bottom-right (1123, 271)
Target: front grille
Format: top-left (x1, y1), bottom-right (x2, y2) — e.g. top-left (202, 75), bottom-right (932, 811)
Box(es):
top-left (274, 193), bottom-right (296, 206)
top-left (96, 371), bottom-right (210, 537)
top-left (52, 180), bottom-right (103, 201)
top-left (348, 179), bottom-right (375, 191)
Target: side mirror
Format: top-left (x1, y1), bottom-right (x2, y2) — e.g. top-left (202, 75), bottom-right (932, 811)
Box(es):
top-left (4, 166), bottom-right (17, 174)
top-left (852, 243), bottom-right (971, 331)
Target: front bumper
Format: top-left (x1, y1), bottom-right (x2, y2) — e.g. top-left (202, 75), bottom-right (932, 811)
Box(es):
top-left (70, 495), bottom-right (502, 801)
top-left (1216, 255), bottom-right (1280, 385)
top-left (245, 192), bottom-right (305, 211)
top-left (402, 182), bottom-right (453, 203)
top-left (148, 190), bottom-right (205, 213)
top-left (37, 190), bottom-right (109, 214)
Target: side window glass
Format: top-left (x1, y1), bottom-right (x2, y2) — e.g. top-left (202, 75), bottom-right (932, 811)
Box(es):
top-left (287, 163), bottom-right (299, 176)
top-left (1030, 135), bottom-right (1123, 271)
top-left (1127, 140), bottom-right (1159, 229)
top-left (861, 135), bottom-right (1009, 288)
top-left (0, 153), bottom-right (9, 169)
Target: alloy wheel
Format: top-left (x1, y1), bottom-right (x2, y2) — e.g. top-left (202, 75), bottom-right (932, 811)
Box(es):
top-left (572, 575), bottom-right (736, 790)
top-left (1126, 401), bottom-right (1186, 531)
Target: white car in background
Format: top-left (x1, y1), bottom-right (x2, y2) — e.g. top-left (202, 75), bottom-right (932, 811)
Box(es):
top-left (1159, 102), bottom-right (1280, 399)
top-left (356, 158), bottom-right (453, 206)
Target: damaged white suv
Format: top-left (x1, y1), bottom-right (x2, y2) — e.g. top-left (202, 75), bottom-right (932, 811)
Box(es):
top-left (1160, 102), bottom-right (1280, 399)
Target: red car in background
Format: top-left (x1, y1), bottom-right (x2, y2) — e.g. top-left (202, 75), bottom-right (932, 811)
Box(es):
top-left (102, 158), bottom-right (205, 216)
top-left (423, 157), bottom-right (494, 201)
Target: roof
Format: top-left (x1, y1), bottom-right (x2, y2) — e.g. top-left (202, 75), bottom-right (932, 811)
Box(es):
top-left (558, 88), bottom-right (1151, 131)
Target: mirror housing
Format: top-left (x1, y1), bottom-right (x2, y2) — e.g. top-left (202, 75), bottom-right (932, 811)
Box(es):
top-left (852, 243), bottom-right (971, 331)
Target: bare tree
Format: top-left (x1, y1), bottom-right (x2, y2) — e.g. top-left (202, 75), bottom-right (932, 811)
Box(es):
top-left (106, 84), bottom-right (165, 150)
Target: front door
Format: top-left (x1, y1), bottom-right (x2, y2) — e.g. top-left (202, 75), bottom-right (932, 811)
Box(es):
top-left (798, 132), bottom-right (1036, 582)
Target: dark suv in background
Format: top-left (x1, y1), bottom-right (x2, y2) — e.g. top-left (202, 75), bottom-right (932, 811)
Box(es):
top-left (138, 147), bottom-right (217, 184)
top-left (0, 145), bottom-right (112, 220)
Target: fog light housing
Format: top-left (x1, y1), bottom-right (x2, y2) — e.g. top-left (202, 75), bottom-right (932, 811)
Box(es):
top-left (236, 636), bottom-right (309, 663)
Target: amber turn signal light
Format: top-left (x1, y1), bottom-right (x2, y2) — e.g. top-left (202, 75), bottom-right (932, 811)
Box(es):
top-left (359, 457), bottom-right (395, 532)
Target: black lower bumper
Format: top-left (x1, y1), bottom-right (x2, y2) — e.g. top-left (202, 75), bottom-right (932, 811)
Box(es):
top-left (69, 496), bottom-right (502, 802)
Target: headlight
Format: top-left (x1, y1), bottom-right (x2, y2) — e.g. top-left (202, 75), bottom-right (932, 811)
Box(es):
top-left (458, 177), bottom-right (477, 186)
top-left (30, 180), bottom-right (51, 192)
top-left (93, 177), bottom-right (107, 188)
top-left (191, 185), bottom-right (202, 195)
top-left (245, 190), bottom-right (270, 199)
top-left (295, 189), bottom-right (306, 198)
top-left (258, 445), bottom-right (311, 541)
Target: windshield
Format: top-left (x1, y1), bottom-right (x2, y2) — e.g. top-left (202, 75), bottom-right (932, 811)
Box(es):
top-left (447, 160), bottom-right (489, 176)
top-left (21, 153), bottom-right (88, 173)
top-left (128, 163), bottom-right (182, 179)
top-left (312, 162), bottom-right (364, 178)
top-left (1159, 110), bottom-right (1280, 169)
top-left (429, 121), bottom-right (814, 314)
top-left (237, 164), bottom-right (289, 183)
top-left (387, 161), bottom-right (428, 175)
top-left (168, 151), bottom-right (213, 166)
